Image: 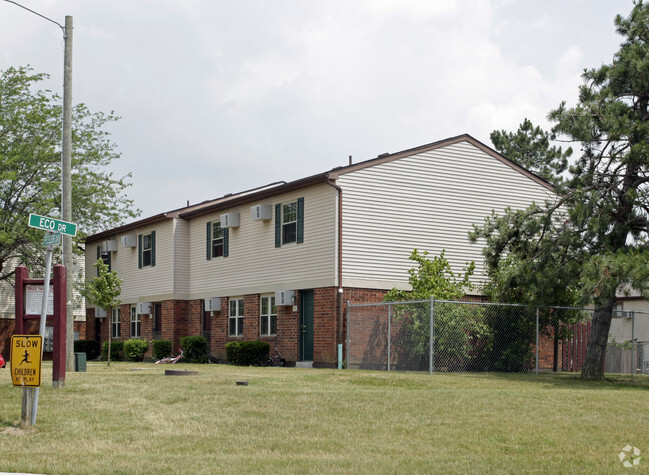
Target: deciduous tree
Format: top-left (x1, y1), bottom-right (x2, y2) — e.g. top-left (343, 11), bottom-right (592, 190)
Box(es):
top-left (0, 66), bottom-right (139, 282)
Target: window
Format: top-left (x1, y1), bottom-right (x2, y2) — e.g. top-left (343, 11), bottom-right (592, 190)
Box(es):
top-left (111, 308), bottom-right (120, 339)
top-left (229, 298), bottom-right (244, 337)
top-left (206, 221), bottom-right (229, 259)
top-left (260, 295), bottom-right (277, 336)
top-left (138, 231), bottom-right (156, 268)
top-left (275, 197), bottom-right (304, 247)
top-left (131, 306), bottom-right (141, 338)
top-left (153, 303), bottom-right (162, 336)
top-left (96, 245), bottom-right (111, 274)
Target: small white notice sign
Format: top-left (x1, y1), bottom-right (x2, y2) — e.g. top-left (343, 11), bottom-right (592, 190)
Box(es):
top-left (25, 285), bottom-right (54, 315)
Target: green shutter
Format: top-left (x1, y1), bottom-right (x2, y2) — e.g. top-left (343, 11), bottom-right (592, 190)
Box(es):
top-left (297, 197), bottom-right (304, 244)
top-left (138, 234), bottom-right (142, 268)
top-left (275, 203), bottom-right (281, 248)
top-left (97, 245), bottom-right (101, 275)
top-left (106, 248), bottom-right (112, 271)
top-left (206, 221), bottom-right (212, 260)
top-left (150, 231), bottom-right (156, 267)
top-left (223, 228), bottom-right (229, 257)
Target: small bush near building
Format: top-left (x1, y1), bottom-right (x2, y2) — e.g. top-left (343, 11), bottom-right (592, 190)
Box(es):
top-left (102, 341), bottom-right (124, 361)
top-left (124, 339), bottom-right (149, 362)
top-left (181, 336), bottom-right (208, 363)
top-left (74, 340), bottom-right (101, 360)
top-left (153, 340), bottom-right (172, 361)
top-left (226, 340), bottom-right (270, 366)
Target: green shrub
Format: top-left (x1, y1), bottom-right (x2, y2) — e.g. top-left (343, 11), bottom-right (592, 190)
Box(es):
top-left (153, 340), bottom-right (173, 361)
top-left (181, 335), bottom-right (208, 363)
top-left (102, 341), bottom-right (124, 361)
top-left (124, 339), bottom-right (149, 362)
top-left (74, 340), bottom-right (101, 360)
top-left (226, 340), bottom-right (270, 366)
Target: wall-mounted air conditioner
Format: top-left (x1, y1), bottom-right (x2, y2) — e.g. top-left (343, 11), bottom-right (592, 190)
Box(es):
top-left (275, 290), bottom-right (295, 306)
top-left (220, 212), bottom-right (240, 228)
top-left (251, 204), bottom-right (272, 221)
top-left (137, 302), bottom-right (152, 315)
top-left (204, 297), bottom-right (221, 312)
top-left (102, 239), bottom-right (118, 252)
top-left (96, 307), bottom-right (107, 318)
top-left (122, 234), bottom-right (137, 248)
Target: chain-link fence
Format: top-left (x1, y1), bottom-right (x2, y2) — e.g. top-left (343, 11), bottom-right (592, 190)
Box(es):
top-left (346, 299), bottom-right (649, 375)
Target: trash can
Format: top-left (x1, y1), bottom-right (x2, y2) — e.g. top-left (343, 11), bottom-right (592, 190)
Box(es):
top-left (74, 352), bottom-right (86, 372)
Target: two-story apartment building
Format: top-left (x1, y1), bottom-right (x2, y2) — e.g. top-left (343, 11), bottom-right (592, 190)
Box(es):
top-left (85, 134), bottom-right (555, 367)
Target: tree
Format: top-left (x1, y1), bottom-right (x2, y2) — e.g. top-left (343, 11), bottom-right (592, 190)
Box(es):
top-left (473, 1), bottom-right (649, 380)
top-left (490, 118), bottom-right (572, 185)
top-left (384, 250), bottom-right (491, 371)
top-left (0, 65), bottom-right (139, 283)
top-left (82, 259), bottom-right (122, 365)
top-left (469, 203), bottom-right (584, 371)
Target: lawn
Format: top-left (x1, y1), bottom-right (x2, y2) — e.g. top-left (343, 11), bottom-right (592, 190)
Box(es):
top-left (0, 362), bottom-right (646, 473)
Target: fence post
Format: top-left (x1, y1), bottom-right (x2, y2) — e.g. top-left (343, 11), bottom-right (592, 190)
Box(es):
top-left (346, 301), bottom-right (350, 370)
top-left (387, 303), bottom-right (392, 372)
top-left (430, 297), bottom-right (435, 375)
top-left (536, 307), bottom-right (539, 375)
top-left (631, 310), bottom-right (635, 377)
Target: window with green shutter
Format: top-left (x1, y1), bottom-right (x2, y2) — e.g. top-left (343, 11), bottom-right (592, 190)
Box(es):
top-left (275, 197), bottom-right (304, 247)
top-left (206, 220), bottom-right (229, 259)
top-left (138, 231), bottom-right (156, 268)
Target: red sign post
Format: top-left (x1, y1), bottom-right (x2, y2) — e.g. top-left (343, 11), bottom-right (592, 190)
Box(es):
top-left (14, 265), bottom-right (67, 388)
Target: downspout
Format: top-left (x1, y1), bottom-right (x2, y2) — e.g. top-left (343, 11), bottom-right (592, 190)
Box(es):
top-left (325, 177), bottom-right (344, 346)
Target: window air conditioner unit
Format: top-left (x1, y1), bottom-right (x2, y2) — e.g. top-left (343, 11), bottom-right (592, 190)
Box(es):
top-left (251, 204), bottom-right (272, 221)
top-left (122, 234), bottom-right (137, 248)
top-left (96, 307), bottom-right (107, 318)
top-left (220, 212), bottom-right (240, 228)
top-left (275, 290), bottom-right (295, 306)
top-left (622, 311), bottom-right (632, 319)
top-left (137, 302), bottom-right (152, 315)
top-left (102, 239), bottom-right (118, 252)
top-left (204, 297), bottom-right (221, 312)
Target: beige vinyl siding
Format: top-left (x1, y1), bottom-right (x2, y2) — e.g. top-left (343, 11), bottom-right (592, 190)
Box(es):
top-left (337, 140), bottom-right (555, 289)
top-left (189, 183), bottom-right (338, 297)
top-left (86, 220), bottom-right (176, 304)
top-left (172, 219), bottom-right (190, 297)
top-left (0, 279), bottom-right (15, 319)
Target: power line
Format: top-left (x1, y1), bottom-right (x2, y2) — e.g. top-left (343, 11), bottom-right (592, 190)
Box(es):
top-left (2, 0), bottom-right (65, 33)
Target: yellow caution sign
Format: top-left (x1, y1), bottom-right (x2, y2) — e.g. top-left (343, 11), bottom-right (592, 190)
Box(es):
top-left (11, 335), bottom-right (42, 387)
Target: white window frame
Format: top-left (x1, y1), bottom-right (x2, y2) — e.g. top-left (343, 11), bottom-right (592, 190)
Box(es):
top-left (260, 295), bottom-right (277, 336)
top-left (229, 297), bottom-right (244, 337)
top-left (142, 233), bottom-right (153, 266)
top-left (282, 201), bottom-right (298, 245)
top-left (111, 308), bottom-right (121, 339)
top-left (212, 221), bottom-right (224, 257)
top-left (130, 305), bottom-right (141, 338)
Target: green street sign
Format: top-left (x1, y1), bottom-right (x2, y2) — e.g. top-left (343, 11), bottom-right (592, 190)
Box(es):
top-left (28, 213), bottom-right (77, 237)
top-left (43, 232), bottom-right (61, 247)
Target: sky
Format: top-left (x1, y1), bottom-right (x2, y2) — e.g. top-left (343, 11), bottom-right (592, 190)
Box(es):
top-left (0, 0), bottom-right (638, 223)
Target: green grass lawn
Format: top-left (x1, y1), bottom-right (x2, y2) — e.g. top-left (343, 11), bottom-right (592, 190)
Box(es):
top-left (0, 362), bottom-right (646, 473)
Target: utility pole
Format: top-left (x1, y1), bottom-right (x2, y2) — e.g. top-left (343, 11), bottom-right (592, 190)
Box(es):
top-left (3, 2), bottom-right (75, 372)
top-left (62, 15), bottom-right (74, 373)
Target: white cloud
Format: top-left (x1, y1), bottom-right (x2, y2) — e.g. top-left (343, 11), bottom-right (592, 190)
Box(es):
top-left (0, 0), bottom-right (638, 219)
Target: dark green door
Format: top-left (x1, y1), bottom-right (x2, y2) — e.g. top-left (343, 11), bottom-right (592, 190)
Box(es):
top-left (300, 290), bottom-right (314, 361)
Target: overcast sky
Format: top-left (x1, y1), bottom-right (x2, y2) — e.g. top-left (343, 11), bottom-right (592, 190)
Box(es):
top-left (0, 0), bottom-right (637, 223)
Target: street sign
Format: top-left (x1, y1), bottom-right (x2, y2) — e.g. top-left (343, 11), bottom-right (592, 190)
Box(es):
top-left (10, 335), bottom-right (42, 387)
top-left (28, 213), bottom-right (77, 237)
top-left (43, 232), bottom-right (61, 247)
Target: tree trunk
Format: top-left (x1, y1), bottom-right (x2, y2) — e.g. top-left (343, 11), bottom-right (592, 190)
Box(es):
top-left (581, 296), bottom-right (616, 380)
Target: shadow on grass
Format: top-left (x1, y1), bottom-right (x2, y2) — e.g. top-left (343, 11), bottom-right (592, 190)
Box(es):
top-left (457, 371), bottom-right (649, 391)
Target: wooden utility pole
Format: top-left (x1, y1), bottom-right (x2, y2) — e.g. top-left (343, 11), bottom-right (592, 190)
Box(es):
top-left (62, 15), bottom-right (74, 372)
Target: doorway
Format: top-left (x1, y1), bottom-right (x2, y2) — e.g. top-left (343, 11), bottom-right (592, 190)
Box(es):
top-left (299, 290), bottom-right (314, 361)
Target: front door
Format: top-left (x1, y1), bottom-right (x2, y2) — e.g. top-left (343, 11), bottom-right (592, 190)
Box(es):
top-left (300, 290), bottom-right (314, 361)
